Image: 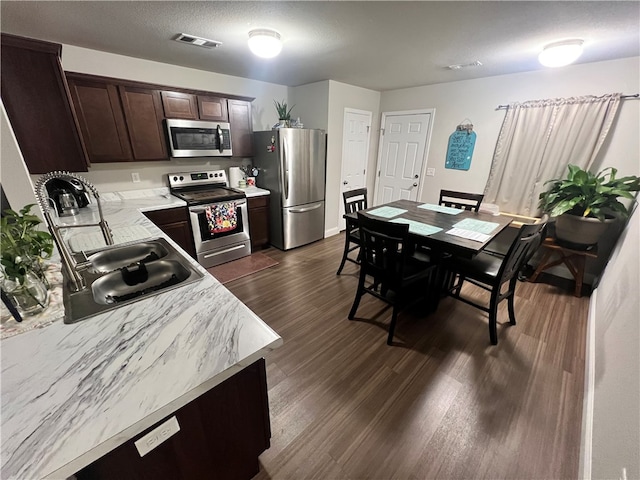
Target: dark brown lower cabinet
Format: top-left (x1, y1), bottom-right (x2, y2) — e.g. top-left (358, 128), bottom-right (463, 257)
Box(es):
top-left (76, 358), bottom-right (271, 480)
top-left (143, 207), bottom-right (196, 259)
top-left (248, 196), bottom-right (270, 250)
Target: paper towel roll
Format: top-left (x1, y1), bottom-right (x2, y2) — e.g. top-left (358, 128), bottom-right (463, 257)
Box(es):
top-left (229, 167), bottom-right (244, 188)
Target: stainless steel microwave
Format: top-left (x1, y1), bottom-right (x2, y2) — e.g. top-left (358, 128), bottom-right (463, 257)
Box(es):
top-left (166, 119), bottom-right (233, 157)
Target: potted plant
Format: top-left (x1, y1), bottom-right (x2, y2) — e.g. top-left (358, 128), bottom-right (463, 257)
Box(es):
top-left (539, 164), bottom-right (640, 248)
top-left (1, 204), bottom-right (54, 315)
top-left (274, 99), bottom-right (295, 127)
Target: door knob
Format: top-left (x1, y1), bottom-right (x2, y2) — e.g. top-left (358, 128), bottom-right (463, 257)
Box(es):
top-left (413, 183), bottom-right (418, 187)
top-left (343, 181), bottom-right (348, 185)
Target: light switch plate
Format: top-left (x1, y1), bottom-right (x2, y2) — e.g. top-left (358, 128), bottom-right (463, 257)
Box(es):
top-left (131, 172), bottom-right (141, 183)
top-left (426, 168), bottom-right (436, 177)
top-left (134, 416), bottom-right (180, 457)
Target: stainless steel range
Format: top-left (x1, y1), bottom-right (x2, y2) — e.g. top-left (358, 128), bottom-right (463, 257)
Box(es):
top-left (169, 170), bottom-right (251, 268)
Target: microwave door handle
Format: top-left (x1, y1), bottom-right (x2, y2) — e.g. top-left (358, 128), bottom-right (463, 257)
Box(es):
top-left (217, 125), bottom-right (224, 153)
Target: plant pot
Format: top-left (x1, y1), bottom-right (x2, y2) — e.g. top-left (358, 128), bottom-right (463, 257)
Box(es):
top-left (279, 119), bottom-right (290, 128)
top-left (2, 272), bottom-right (49, 316)
top-left (554, 213), bottom-right (616, 249)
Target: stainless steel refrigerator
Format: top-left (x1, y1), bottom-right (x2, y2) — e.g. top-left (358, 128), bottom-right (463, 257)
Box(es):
top-left (253, 128), bottom-right (326, 250)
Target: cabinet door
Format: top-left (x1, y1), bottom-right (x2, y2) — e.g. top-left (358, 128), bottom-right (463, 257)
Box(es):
top-left (228, 99), bottom-right (254, 157)
top-left (76, 359), bottom-right (271, 480)
top-left (197, 95), bottom-right (228, 121)
top-left (161, 91), bottom-right (198, 119)
top-left (248, 196), bottom-right (270, 250)
top-left (1, 34), bottom-right (89, 173)
top-left (119, 86), bottom-right (169, 160)
top-left (143, 208), bottom-right (196, 258)
top-left (67, 74), bottom-right (133, 163)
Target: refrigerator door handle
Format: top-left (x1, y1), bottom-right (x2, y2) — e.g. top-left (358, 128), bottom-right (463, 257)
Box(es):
top-left (289, 202), bottom-right (323, 214)
top-left (283, 140), bottom-right (289, 200)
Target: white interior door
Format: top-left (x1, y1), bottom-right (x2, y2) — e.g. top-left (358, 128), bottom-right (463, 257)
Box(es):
top-left (374, 110), bottom-right (434, 205)
top-left (338, 108), bottom-right (371, 231)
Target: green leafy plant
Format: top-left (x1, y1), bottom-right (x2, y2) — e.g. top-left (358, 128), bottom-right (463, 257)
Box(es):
top-left (1, 204), bottom-right (54, 285)
top-left (539, 164), bottom-right (640, 221)
top-left (274, 99), bottom-right (295, 120)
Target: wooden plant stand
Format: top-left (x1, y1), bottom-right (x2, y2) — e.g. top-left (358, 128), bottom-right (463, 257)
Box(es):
top-left (529, 238), bottom-right (598, 297)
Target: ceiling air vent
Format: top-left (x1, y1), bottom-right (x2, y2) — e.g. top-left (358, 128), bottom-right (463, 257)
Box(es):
top-left (174, 33), bottom-right (222, 49)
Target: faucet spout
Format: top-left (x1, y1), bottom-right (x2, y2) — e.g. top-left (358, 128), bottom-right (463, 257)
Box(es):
top-left (34, 171), bottom-right (114, 292)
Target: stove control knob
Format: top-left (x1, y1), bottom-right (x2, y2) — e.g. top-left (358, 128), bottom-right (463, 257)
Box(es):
top-left (172, 176), bottom-right (178, 182)
top-left (210, 173), bottom-right (214, 178)
top-left (179, 176), bottom-right (184, 181)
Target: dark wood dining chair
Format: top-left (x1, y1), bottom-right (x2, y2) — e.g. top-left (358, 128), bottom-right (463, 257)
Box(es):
top-left (336, 188), bottom-right (368, 275)
top-left (439, 190), bottom-right (484, 212)
top-left (348, 212), bottom-right (438, 345)
top-left (444, 218), bottom-right (548, 345)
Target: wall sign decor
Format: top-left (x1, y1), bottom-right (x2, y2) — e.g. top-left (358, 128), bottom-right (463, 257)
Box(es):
top-left (445, 120), bottom-right (476, 171)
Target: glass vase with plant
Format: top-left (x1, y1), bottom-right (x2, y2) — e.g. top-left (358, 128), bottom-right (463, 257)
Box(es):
top-left (1, 204), bottom-right (54, 315)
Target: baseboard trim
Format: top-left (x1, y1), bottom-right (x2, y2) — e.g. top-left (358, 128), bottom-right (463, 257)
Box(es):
top-left (579, 289), bottom-right (597, 480)
top-left (324, 227), bottom-right (340, 238)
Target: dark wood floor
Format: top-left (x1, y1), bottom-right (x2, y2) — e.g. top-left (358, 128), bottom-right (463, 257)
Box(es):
top-left (226, 233), bottom-right (589, 480)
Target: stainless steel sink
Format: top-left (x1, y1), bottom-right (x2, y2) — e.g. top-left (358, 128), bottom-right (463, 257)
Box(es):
top-left (87, 241), bottom-right (169, 273)
top-left (63, 237), bottom-right (204, 323)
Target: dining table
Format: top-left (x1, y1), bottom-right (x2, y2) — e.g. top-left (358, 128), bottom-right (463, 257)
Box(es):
top-left (346, 199), bottom-right (513, 259)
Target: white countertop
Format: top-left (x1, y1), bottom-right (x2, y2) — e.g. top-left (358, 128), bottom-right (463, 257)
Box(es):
top-left (0, 188), bottom-right (282, 479)
top-left (237, 186), bottom-right (270, 198)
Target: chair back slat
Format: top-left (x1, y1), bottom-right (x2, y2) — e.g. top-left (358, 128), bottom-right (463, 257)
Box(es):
top-left (358, 212), bottom-right (409, 284)
top-left (439, 189), bottom-right (484, 212)
top-left (344, 188), bottom-right (368, 215)
top-left (498, 219), bottom-right (548, 284)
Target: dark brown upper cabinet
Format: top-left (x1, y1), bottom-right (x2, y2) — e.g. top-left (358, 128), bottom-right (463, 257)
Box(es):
top-left (119, 86), bottom-right (168, 160)
top-left (228, 99), bottom-right (254, 157)
top-left (161, 91), bottom-right (198, 119)
top-left (67, 74), bottom-right (133, 163)
top-left (197, 96), bottom-right (228, 122)
top-left (1, 34), bottom-right (89, 173)
top-left (162, 92), bottom-right (228, 122)
top-left (66, 71), bottom-right (254, 162)
top-left (68, 73), bottom-right (169, 163)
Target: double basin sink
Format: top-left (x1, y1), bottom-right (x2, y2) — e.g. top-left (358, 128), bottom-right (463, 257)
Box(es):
top-left (63, 237), bottom-right (204, 324)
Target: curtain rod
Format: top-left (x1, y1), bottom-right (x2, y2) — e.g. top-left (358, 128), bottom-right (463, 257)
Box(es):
top-left (496, 93), bottom-right (639, 110)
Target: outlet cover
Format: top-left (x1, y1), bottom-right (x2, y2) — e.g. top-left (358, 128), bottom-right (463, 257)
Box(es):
top-left (134, 416), bottom-right (180, 457)
top-left (426, 168), bottom-right (436, 177)
top-left (132, 172), bottom-right (141, 183)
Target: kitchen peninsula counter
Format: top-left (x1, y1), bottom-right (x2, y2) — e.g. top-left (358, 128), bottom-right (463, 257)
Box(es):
top-left (0, 188), bottom-right (283, 479)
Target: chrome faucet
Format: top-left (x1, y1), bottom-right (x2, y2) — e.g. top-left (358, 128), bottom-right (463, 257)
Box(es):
top-left (34, 171), bottom-right (114, 292)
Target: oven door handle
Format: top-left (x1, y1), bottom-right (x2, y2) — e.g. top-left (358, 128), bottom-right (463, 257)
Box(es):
top-left (189, 201), bottom-right (245, 214)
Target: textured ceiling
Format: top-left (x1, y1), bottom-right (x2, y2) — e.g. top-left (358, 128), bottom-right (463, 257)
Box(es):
top-left (1, 1), bottom-right (639, 91)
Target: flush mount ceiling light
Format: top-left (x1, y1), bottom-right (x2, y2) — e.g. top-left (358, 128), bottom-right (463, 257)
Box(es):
top-left (248, 28), bottom-right (282, 58)
top-left (539, 39), bottom-right (584, 68)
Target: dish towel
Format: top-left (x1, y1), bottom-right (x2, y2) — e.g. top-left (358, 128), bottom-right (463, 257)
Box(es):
top-left (206, 202), bottom-right (238, 234)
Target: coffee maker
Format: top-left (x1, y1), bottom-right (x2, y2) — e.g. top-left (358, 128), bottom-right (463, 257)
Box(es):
top-left (45, 178), bottom-right (91, 217)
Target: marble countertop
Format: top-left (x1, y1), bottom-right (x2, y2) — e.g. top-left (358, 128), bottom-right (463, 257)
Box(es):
top-left (238, 186), bottom-right (270, 197)
top-left (0, 188), bottom-right (283, 479)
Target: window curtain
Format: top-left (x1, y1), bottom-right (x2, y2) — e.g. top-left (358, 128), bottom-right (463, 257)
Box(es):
top-left (484, 93), bottom-right (621, 216)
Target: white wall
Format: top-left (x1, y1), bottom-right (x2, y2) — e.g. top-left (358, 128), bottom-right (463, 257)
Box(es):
top-left (583, 208), bottom-right (639, 480)
top-left (380, 57), bottom-right (640, 206)
top-left (289, 81), bottom-right (330, 131)
top-left (0, 102), bottom-right (39, 215)
top-left (325, 81), bottom-right (381, 236)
